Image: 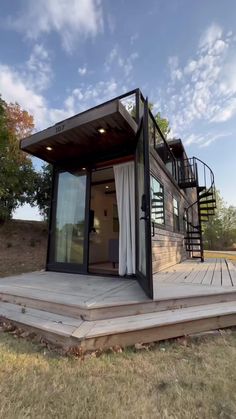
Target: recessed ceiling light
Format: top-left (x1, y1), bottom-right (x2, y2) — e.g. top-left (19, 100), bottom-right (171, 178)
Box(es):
top-left (105, 185), bottom-right (109, 189)
top-left (46, 146), bottom-right (53, 151)
top-left (98, 128), bottom-right (106, 134)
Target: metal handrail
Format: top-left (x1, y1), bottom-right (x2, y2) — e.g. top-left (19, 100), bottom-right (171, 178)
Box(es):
top-left (184, 157), bottom-right (216, 261)
top-left (185, 156), bottom-right (215, 213)
top-left (148, 109), bottom-right (177, 180)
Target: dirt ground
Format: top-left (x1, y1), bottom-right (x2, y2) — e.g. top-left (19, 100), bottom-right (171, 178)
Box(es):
top-left (0, 220), bottom-right (48, 278)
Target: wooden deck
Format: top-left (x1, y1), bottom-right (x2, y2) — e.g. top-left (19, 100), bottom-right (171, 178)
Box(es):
top-left (154, 258), bottom-right (236, 287)
top-left (0, 258), bottom-right (236, 351)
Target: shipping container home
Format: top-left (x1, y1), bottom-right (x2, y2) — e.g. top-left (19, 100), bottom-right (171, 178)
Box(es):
top-left (20, 89), bottom-right (217, 299)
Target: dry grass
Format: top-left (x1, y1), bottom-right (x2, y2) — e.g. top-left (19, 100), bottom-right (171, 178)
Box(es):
top-left (204, 251), bottom-right (236, 262)
top-left (0, 220), bottom-right (47, 277)
top-left (0, 331), bottom-right (235, 419)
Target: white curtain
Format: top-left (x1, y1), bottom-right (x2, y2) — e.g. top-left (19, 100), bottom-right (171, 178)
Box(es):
top-left (114, 162), bottom-right (136, 276)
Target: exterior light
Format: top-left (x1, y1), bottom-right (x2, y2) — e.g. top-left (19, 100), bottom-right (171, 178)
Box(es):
top-left (46, 146), bottom-right (53, 151)
top-left (82, 167), bottom-right (86, 171)
top-left (98, 128), bottom-right (106, 134)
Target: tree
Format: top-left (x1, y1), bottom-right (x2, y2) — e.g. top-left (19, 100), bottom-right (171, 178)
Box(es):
top-left (5, 102), bottom-right (34, 140)
top-left (155, 112), bottom-right (170, 139)
top-left (35, 164), bottom-right (53, 221)
top-left (148, 103), bottom-right (171, 139)
top-left (203, 190), bottom-right (236, 250)
top-left (0, 97), bottom-right (36, 222)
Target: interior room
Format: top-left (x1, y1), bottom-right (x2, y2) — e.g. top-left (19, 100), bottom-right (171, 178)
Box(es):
top-left (89, 167), bottom-right (119, 275)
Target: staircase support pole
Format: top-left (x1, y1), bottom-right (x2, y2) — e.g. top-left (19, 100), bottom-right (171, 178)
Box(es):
top-left (195, 161), bottom-right (204, 262)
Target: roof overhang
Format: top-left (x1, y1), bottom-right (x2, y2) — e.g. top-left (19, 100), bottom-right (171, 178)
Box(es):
top-left (168, 139), bottom-right (186, 158)
top-left (20, 99), bottom-right (138, 165)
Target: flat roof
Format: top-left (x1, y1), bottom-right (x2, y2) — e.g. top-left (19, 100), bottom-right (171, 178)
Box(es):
top-left (20, 98), bottom-right (138, 165)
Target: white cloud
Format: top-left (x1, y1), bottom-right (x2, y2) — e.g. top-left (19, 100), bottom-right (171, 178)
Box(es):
top-left (184, 60), bottom-right (197, 74)
top-left (211, 98), bottom-right (236, 122)
top-left (0, 64), bottom-right (47, 128)
top-left (161, 23), bottom-right (236, 146)
top-left (184, 132), bottom-right (231, 147)
top-left (0, 58), bottom-right (123, 132)
top-left (78, 66), bottom-right (87, 76)
top-left (7, 0), bottom-right (103, 53)
top-left (25, 44), bottom-right (52, 91)
top-left (199, 23), bottom-right (223, 49)
top-left (105, 46), bottom-right (139, 79)
top-left (168, 56), bottom-right (182, 81)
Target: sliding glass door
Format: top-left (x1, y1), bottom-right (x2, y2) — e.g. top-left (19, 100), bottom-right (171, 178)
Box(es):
top-left (47, 170), bottom-right (89, 273)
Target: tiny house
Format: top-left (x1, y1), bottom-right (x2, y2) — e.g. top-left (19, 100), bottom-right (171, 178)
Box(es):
top-left (20, 89), bottom-right (216, 299)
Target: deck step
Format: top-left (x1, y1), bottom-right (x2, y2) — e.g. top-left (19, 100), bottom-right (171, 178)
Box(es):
top-left (1, 287), bottom-right (236, 321)
top-left (0, 301), bottom-right (236, 351)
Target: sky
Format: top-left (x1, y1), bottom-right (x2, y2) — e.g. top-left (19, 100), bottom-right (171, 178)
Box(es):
top-left (0, 0), bottom-right (235, 220)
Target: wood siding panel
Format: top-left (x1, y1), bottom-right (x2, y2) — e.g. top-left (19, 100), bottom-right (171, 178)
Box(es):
top-left (150, 149), bottom-right (197, 275)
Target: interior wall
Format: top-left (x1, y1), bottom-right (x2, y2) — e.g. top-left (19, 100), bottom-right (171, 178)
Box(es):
top-left (89, 185), bottom-right (119, 264)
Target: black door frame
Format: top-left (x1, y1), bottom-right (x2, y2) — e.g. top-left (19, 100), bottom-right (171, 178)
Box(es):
top-left (134, 96), bottom-right (153, 298)
top-left (46, 167), bottom-right (91, 274)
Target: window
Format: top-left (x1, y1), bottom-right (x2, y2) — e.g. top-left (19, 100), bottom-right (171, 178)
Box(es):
top-left (173, 197), bottom-right (180, 231)
top-left (150, 176), bottom-right (165, 225)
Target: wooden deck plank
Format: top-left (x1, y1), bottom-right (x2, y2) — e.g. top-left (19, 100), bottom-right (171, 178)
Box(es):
top-left (226, 260), bottom-right (236, 286)
top-left (221, 260), bottom-right (233, 287)
top-left (173, 265), bottom-right (197, 284)
top-left (212, 259), bottom-right (222, 287)
top-left (201, 259), bottom-right (217, 285)
top-left (192, 261), bottom-right (210, 284)
top-left (182, 262), bottom-right (203, 283)
top-left (153, 267), bottom-right (190, 283)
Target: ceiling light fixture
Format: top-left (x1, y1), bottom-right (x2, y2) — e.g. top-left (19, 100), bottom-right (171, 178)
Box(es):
top-left (46, 146), bottom-right (53, 151)
top-left (105, 185), bottom-right (109, 189)
top-left (82, 167), bottom-right (86, 171)
top-left (98, 128), bottom-right (106, 134)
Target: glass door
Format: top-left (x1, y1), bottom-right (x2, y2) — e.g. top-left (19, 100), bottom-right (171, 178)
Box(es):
top-left (135, 99), bottom-right (153, 297)
top-left (47, 169), bottom-right (89, 273)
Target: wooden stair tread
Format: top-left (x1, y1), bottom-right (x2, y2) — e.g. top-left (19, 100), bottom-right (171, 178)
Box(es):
top-left (0, 301), bottom-right (82, 336)
top-left (77, 301), bottom-right (236, 338)
top-left (1, 300), bottom-right (236, 350)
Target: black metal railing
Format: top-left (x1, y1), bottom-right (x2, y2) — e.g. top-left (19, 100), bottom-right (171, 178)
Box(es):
top-left (148, 110), bottom-right (177, 181)
top-left (178, 157), bottom-right (198, 186)
top-left (184, 157), bottom-right (216, 261)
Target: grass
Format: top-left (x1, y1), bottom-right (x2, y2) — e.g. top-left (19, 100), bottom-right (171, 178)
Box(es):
top-left (0, 330), bottom-right (236, 418)
top-left (204, 251), bottom-right (236, 262)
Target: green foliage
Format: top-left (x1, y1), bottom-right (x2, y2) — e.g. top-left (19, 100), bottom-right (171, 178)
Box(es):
top-left (0, 96), bottom-right (36, 222)
top-left (35, 164), bottom-right (53, 221)
top-left (203, 190), bottom-right (236, 250)
top-left (148, 103), bottom-right (171, 139)
top-left (155, 112), bottom-right (170, 139)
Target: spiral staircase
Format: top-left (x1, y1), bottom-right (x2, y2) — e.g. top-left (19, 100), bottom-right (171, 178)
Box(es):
top-left (178, 157), bottom-right (217, 262)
